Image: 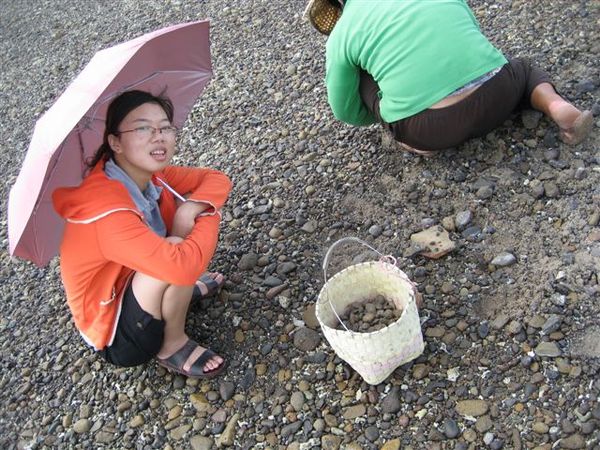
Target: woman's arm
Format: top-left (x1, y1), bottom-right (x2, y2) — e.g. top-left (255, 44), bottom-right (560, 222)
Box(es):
top-left (160, 166), bottom-right (232, 212)
top-left (326, 38), bottom-right (377, 126)
top-left (96, 210), bottom-right (221, 285)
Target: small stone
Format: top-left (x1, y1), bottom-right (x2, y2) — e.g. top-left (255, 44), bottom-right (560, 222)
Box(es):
top-left (440, 282), bottom-right (454, 294)
top-left (544, 182), bottom-right (560, 198)
top-left (190, 435), bottom-right (214, 450)
top-left (455, 400), bottom-right (489, 417)
top-left (169, 424), bottom-right (192, 440)
top-left (212, 409), bottom-right (228, 423)
top-left (483, 432), bottom-right (494, 445)
top-left (410, 225), bottom-right (456, 259)
top-left (266, 284), bottom-right (287, 300)
top-left (478, 322), bottom-right (489, 338)
top-left (475, 415), bottom-right (493, 433)
top-left (491, 252), bottom-right (517, 267)
top-left (364, 426), bottom-right (380, 442)
top-left (381, 387), bottom-right (402, 414)
top-left (234, 329), bottom-right (245, 343)
top-left (443, 418), bottom-right (460, 438)
top-left (219, 381), bottom-right (235, 401)
top-left (412, 364), bottom-right (430, 380)
top-left (491, 314), bottom-right (510, 330)
top-left (216, 413), bottom-right (239, 447)
top-left (94, 431), bottom-right (117, 444)
top-left (506, 320), bottom-right (522, 335)
top-left (559, 434), bottom-right (586, 449)
top-left (321, 434), bottom-right (342, 450)
top-left (476, 185), bottom-right (494, 199)
top-left (301, 220), bottom-right (317, 233)
top-left (535, 342), bottom-right (561, 357)
top-left (238, 253), bottom-right (258, 270)
top-left (380, 439), bottom-right (401, 450)
top-left (190, 393), bottom-right (210, 412)
top-left (293, 327), bottom-right (321, 351)
top-left (442, 216), bottom-right (456, 232)
top-left (268, 227), bottom-right (281, 240)
top-left (343, 404), bottom-right (366, 420)
top-left (286, 64), bottom-right (297, 76)
top-left (255, 363), bottom-right (267, 376)
top-left (368, 224), bottom-right (383, 237)
top-left (455, 210), bottom-right (473, 230)
top-left (129, 415), bottom-right (144, 428)
top-left (290, 391), bottom-right (305, 412)
top-left (528, 315), bottom-right (546, 329)
top-left (281, 421), bottom-right (302, 438)
top-left (72, 419), bottom-right (91, 434)
top-left (541, 315), bottom-right (562, 335)
top-left (278, 295), bottom-right (291, 309)
top-left (463, 429), bottom-right (477, 442)
top-left (62, 414), bottom-right (72, 427)
top-left (303, 304), bottom-right (319, 329)
top-left (425, 326), bottom-right (445, 338)
top-left (532, 422), bottom-right (549, 434)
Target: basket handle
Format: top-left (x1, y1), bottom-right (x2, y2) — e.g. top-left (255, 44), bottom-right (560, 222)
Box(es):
top-left (322, 237), bottom-right (396, 283)
top-left (321, 237), bottom-right (397, 332)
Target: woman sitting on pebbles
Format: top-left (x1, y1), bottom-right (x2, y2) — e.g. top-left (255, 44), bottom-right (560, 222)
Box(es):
top-left (53, 90), bottom-right (232, 379)
top-left (306, 0), bottom-right (594, 156)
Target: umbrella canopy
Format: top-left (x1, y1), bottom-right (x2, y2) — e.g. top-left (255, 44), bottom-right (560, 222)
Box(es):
top-left (8, 20), bottom-right (212, 267)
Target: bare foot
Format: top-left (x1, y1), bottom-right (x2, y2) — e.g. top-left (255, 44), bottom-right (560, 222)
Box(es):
top-left (559, 110), bottom-right (593, 146)
top-left (548, 100), bottom-right (593, 145)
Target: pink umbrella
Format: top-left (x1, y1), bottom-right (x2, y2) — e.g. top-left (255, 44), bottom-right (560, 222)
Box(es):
top-left (8, 20), bottom-right (212, 267)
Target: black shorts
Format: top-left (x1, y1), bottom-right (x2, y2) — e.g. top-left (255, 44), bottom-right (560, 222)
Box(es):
top-left (98, 280), bottom-right (165, 367)
top-left (359, 58), bottom-right (553, 150)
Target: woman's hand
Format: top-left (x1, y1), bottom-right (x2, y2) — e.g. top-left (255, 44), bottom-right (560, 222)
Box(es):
top-left (171, 201), bottom-right (210, 238)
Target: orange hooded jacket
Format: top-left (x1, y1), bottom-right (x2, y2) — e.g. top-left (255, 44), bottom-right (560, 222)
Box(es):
top-left (52, 160), bottom-right (232, 350)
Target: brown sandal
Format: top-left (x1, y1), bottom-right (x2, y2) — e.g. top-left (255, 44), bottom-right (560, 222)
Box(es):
top-left (191, 273), bottom-right (225, 308)
top-left (157, 339), bottom-right (226, 379)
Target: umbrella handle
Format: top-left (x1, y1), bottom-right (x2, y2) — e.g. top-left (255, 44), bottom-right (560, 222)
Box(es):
top-left (156, 177), bottom-right (186, 202)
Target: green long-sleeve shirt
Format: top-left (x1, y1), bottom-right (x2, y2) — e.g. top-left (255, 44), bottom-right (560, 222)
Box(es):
top-left (325, 0), bottom-right (507, 125)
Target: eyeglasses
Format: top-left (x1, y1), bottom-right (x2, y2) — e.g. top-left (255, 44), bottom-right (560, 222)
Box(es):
top-left (116, 125), bottom-right (178, 139)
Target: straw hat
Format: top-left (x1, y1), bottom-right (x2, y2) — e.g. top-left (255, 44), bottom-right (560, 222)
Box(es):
top-left (304, 0), bottom-right (343, 35)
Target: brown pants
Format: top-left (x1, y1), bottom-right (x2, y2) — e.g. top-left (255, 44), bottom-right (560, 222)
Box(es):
top-left (359, 58), bottom-right (552, 151)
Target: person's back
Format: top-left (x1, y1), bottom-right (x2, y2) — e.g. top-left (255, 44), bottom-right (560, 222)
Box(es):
top-left (308, 0), bottom-right (593, 153)
top-left (326, 0), bottom-right (506, 124)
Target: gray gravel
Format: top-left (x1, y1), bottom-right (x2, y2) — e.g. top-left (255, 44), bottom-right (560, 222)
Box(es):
top-left (1, 0), bottom-right (599, 449)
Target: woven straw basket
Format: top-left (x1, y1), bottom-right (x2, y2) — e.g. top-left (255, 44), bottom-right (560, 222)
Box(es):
top-left (316, 238), bottom-right (425, 385)
top-left (305, 0), bottom-right (342, 35)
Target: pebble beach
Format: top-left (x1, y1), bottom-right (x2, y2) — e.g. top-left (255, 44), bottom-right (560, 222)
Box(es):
top-left (1, 1), bottom-right (599, 449)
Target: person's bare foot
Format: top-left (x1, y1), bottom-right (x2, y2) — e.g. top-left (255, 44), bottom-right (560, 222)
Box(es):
top-left (548, 100), bottom-right (593, 145)
top-left (559, 110), bottom-right (593, 145)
